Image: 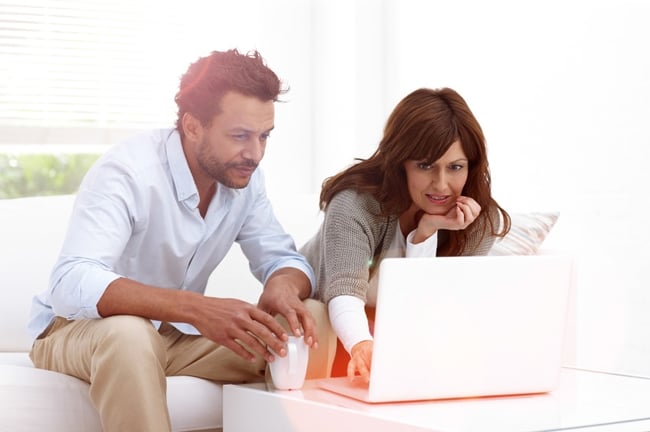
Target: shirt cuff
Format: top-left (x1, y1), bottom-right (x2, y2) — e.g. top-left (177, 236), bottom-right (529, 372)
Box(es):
top-left (328, 295), bottom-right (373, 354)
top-left (406, 230), bottom-right (438, 257)
top-left (269, 261), bottom-right (317, 299)
top-left (51, 267), bottom-right (122, 320)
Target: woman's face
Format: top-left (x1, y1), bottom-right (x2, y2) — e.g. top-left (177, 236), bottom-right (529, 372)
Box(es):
top-left (403, 140), bottom-right (469, 215)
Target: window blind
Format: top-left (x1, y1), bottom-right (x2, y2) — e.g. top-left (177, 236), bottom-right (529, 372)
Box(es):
top-left (0, 0), bottom-right (189, 130)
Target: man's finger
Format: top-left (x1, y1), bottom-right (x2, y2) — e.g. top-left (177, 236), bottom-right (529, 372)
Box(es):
top-left (297, 309), bottom-right (318, 348)
top-left (223, 338), bottom-right (258, 363)
top-left (281, 307), bottom-right (303, 337)
top-left (251, 308), bottom-right (288, 341)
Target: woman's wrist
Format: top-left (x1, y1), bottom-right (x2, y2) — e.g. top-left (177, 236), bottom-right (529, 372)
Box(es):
top-left (328, 295), bottom-right (373, 353)
top-left (411, 227), bottom-right (437, 244)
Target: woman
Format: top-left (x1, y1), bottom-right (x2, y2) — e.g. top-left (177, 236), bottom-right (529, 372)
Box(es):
top-left (300, 87), bottom-right (511, 382)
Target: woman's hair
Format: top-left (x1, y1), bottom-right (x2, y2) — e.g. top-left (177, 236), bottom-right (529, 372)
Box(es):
top-left (320, 87), bottom-right (510, 256)
top-left (174, 49), bottom-right (287, 138)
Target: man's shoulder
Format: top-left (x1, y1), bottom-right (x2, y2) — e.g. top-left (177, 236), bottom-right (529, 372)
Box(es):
top-left (101, 128), bottom-right (175, 170)
top-left (110, 128), bottom-right (174, 155)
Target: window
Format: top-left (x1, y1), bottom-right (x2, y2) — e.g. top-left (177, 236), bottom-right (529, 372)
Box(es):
top-left (0, 0), bottom-right (316, 197)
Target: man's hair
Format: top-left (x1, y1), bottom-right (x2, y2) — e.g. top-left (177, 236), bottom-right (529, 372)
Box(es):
top-left (320, 87), bottom-right (510, 256)
top-left (174, 49), bottom-right (286, 137)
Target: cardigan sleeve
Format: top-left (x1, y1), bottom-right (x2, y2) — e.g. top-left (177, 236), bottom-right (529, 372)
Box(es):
top-left (300, 190), bottom-right (397, 304)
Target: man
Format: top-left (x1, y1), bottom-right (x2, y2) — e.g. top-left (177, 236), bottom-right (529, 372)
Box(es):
top-left (27, 49), bottom-right (334, 431)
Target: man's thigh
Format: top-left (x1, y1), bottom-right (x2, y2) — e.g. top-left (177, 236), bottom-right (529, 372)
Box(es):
top-left (30, 315), bottom-right (163, 382)
top-left (160, 322), bottom-right (267, 383)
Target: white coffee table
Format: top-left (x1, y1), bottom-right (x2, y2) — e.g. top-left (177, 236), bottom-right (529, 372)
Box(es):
top-left (223, 367), bottom-right (650, 431)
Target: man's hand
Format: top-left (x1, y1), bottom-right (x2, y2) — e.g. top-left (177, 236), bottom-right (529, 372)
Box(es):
top-left (348, 340), bottom-right (373, 384)
top-left (257, 268), bottom-right (319, 349)
top-left (98, 271), bottom-right (316, 363)
top-left (192, 296), bottom-right (289, 363)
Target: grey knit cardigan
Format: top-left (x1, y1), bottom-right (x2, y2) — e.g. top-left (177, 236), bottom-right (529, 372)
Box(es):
top-left (299, 189), bottom-right (497, 304)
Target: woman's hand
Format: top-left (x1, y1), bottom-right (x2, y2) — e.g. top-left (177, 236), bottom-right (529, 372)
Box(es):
top-left (347, 340), bottom-right (373, 384)
top-left (416, 196), bottom-right (481, 238)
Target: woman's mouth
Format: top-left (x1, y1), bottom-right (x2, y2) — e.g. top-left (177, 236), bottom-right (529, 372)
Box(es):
top-left (425, 194), bottom-right (450, 205)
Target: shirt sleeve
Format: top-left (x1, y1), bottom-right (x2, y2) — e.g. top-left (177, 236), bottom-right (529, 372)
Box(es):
top-left (405, 230), bottom-right (438, 257)
top-left (236, 170), bottom-right (316, 297)
top-left (328, 295), bottom-right (373, 354)
top-left (48, 158), bottom-right (136, 320)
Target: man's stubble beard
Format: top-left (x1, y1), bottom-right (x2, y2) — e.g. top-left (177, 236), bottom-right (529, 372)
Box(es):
top-left (197, 143), bottom-right (256, 189)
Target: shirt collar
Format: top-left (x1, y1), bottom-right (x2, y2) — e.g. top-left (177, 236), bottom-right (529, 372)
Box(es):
top-left (165, 129), bottom-right (200, 207)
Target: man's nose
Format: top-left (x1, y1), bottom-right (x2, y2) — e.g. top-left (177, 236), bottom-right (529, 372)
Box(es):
top-left (242, 139), bottom-right (265, 163)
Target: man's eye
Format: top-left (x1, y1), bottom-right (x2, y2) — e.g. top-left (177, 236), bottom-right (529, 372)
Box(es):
top-left (232, 134), bottom-right (249, 141)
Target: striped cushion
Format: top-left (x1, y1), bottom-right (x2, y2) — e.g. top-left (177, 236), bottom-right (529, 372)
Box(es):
top-left (488, 212), bottom-right (559, 255)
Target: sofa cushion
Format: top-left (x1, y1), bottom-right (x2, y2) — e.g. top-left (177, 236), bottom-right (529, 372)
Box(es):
top-left (488, 212), bottom-right (559, 256)
top-left (0, 356), bottom-right (224, 431)
top-left (0, 195), bottom-right (74, 352)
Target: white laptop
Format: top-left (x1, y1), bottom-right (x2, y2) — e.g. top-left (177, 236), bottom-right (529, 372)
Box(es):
top-left (317, 254), bottom-right (574, 403)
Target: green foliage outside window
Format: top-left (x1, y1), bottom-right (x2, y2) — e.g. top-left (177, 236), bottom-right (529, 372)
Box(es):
top-left (0, 153), bottom-right (101, 199)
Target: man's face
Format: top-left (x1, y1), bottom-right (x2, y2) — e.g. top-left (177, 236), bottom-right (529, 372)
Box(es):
top-left (195, 91), bottom-right (275, 189)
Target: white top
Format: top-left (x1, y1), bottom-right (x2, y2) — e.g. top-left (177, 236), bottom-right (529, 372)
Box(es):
top-left (28, 128), bottom-right (314, 341)
top-left (329, 225), bottom-right (438, 353)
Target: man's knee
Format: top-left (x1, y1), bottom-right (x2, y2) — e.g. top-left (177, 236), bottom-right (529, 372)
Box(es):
top-left (95, 315), bottom-right (165, 365)
top-left (303, 298), bottom-right (329, 327)
top-left (303, 299), bottom-right (337, 378)
top-left (99, 315), bottom-right (156, 340)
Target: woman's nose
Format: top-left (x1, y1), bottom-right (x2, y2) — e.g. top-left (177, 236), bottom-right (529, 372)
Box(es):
top-left (429, 168), bottom-right (445, 186)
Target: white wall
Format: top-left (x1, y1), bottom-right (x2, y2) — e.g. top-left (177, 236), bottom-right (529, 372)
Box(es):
top-left (306, 0), bottom-right (650, 376)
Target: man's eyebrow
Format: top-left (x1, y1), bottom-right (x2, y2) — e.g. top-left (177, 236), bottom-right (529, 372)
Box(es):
top-left (229, 125), bottom-right (275, 134)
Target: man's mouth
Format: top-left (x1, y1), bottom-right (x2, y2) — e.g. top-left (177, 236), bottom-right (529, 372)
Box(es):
top-left (232, 163), bottom-right (257, 177)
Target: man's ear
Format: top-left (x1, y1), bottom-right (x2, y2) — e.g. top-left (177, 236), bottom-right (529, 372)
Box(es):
top-left (181, 113), bottom-right (203, 142)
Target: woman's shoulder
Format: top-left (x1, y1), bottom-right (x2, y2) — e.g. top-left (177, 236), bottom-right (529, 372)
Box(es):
top-left (325, 189), bottom-right (396, 242)
top-left (328, 189), bottom-right (382, 214)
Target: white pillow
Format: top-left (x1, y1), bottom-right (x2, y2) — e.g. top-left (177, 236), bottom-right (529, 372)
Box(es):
top-left (488, 212), bottom-right (559, 255)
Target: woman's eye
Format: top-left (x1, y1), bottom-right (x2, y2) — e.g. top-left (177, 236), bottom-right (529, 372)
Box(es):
top-left (450, 164), bottom-right (465, 171)
top-left (417, 162), bottom-right (432, 170)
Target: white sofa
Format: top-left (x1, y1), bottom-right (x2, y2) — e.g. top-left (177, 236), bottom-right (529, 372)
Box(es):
top-left (0, 193), bottom-right (323, 432)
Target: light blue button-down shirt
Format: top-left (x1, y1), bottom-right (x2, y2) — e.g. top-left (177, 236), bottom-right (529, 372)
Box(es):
top-left (28, 128), bottom-right (315, 341)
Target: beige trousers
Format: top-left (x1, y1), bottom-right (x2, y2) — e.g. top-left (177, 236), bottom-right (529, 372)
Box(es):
top-left (30, 299), bottom-right (335, 432)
